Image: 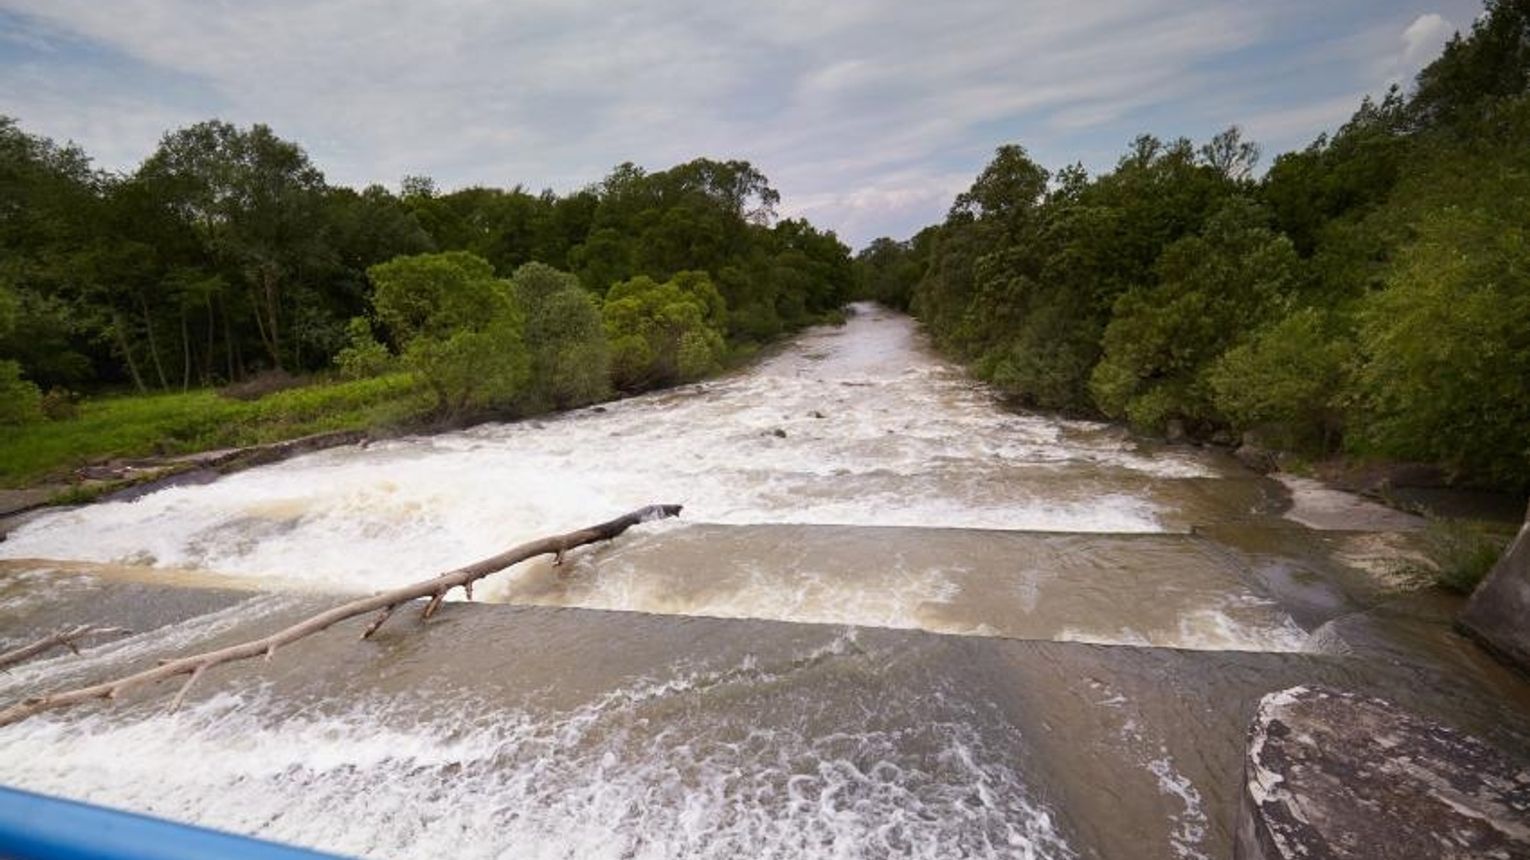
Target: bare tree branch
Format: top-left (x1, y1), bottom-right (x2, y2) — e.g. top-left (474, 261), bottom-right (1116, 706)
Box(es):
top-left (0, 504), bottom-right (681, 727)
top-left (0, 626), bottom-right (131, 671)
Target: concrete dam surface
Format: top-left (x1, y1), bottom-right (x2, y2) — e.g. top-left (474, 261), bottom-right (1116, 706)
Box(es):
top-left (1, 304), bottom-right (1527, 859)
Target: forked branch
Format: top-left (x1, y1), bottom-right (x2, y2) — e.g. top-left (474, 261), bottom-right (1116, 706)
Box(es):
top-left (0, 504), bottom-right (681, 727)
top-left (0, 626), bottom-right (131, 671)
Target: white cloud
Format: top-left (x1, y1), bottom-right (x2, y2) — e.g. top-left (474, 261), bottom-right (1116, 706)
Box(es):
top-left (1402, 13), bottom-right (1455, 66)
top-left (0, 1), bottom-right (1471, 246)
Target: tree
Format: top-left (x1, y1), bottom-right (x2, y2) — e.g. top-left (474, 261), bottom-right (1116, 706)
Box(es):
top-left (138, 121), bottom-right (331, 371)
top-left (511, 262), bottom-right (609, 410)
top-left (948, 144), bottom-right (1049, 243)
top-left (1410, 0), bottom-right (1529, 130)
top-left (603, 272), bottom-right (728, 390)
top-left (1199, 126), bottom-right (1261, 182)
top-left (1351, 203), bottom-right (1530, 486)
top-left (1208, 307), bottom-right (1352, 449)
top-left (1089, 198), bottom-right (1302, 432)
top-left (367, 251), bottom-right (528, 415)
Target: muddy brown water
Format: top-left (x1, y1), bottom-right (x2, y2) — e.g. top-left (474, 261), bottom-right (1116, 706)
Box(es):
top-left (1, 304), bottom-right (1527, 859)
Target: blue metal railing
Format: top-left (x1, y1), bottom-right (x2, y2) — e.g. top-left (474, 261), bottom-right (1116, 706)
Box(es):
top-left (0, 785), bottom-right (348, 860)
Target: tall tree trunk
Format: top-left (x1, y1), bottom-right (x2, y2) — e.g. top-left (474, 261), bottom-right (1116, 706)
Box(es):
top-left (137, 293), bottom-right (170, 390)
top-left (248, 265), bottom-right (283, 371)
top-left (205, 300), bottom-right (217, 386)
top-left (221, 298), bottom-right (240, 381)
top-left (181, 309), bottom-right (192, 392)
top-left (110, 309), bottom-right (148, 394)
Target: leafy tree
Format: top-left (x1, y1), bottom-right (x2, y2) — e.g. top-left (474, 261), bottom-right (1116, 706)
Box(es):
top-left (511, 262), bottom-right (609, 410)
top-left (1350, 201), bottom-right (1530, 486)
top-left (1208, 307), bottom-right (1352, 449)
top-left (1410, 0), bottom-right (1529, 129)
top-left (1199, 126), bottom-right (1261, 182)
top-left (367, 251), bottom-right (528, 414)
top-left (333, 317), bottom-right (392, 380)
top-left (1090, 198), bottom-right (1302, 432)
top-left (603, 271), bottom-right (728, 390)
top-left (948, 144), bottom-right (1050, 243)
top-left (138, 121), bottom-right (331, 371)
top-left (853, 233), bottom-right (931, 310)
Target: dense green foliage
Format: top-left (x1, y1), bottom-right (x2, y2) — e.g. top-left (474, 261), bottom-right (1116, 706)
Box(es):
top-left (367, 251), bottom-right (529, 415)
top-left (0, 122), bottom-right (848, 396)
top-left (864, 0), bottom-right (1530, 489)
top-left (512, 262), bottom-right (610, 411)
top-left (0, 114), bottom-right (851, 474)
top-left (604, 272), bottom-right (729, 390)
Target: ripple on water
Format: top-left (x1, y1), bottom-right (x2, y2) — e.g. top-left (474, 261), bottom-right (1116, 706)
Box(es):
top-left (0, 639), bottom-right (1076, 860)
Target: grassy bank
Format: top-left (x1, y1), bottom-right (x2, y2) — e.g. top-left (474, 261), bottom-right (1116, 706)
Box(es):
top-left (0, 373), bottom-right (434, 488)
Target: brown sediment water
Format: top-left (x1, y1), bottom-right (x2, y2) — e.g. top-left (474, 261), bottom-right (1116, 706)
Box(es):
top-left (1, 304), bottom-right (1526, 859)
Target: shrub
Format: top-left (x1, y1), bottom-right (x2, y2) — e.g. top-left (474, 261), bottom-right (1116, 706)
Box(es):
top-left (0, 360), bottom-right (42, 425)
top-left (603, 272), bottom-right (728, 391)
top-left (39, 387), bottom-right (79, 421)
top-left (368, 251), bottom-right (529, 415)
top-left (1209, 307), bottom-right (1352, 450)
top-left (511, 262), bottom-right (609, 410)
top-left (333, 317), bottom-right (392, 380)
top-left (1415, 519), bottom-right (1512, 594)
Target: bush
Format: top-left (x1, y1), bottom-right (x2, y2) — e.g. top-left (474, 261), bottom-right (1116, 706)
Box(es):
top-left (1209, 307), bottom-right (1352, 449)
top-left (603, 271), bottom-right (728, 390)
top-left (333, 317), bottom-right (393, 380)
top-left (511, 262), bottom-right (609, 410)
top-left (0, 360), bottom-right (42, 425)
top-left (219, 369), bottom-right (305, 401)
top-left (39, 387), bottom-right (79, 421)
top-left (1349, 205), bottom-right (1530, 487)
top-left (368, 251), bottom-right (529, 415)
top-left (1415, 519), bottom-right (1512, 594)
top-left (1089, 198), bottom-right (1302, 433)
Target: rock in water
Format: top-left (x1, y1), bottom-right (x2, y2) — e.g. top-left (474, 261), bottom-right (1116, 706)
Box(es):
top-left (1238, 686), bottom-right (1530, 860)
top-left (1461, 501), bottom-right (1530, 673)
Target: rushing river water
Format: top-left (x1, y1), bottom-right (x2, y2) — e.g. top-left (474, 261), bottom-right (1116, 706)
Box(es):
top-left (1, 303), bottom-right (1527, 859)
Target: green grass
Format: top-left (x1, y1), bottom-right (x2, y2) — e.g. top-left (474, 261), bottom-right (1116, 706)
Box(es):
top-left (0, 372), bottom-right (435, 488)
top-left (1416, 518), bottom-right (1515, 594)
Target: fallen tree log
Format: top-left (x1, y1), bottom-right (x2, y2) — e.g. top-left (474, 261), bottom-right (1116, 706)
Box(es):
top-left (0, 625), bottom-right (130, 671)
top-left (0, 504), bottom-right (681, 727)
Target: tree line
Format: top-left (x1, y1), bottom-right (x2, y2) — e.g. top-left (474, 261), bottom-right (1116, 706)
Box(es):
top-left (1, 121), bottom-right (852, 421)
top-left (857, 0), bottom-right (1530, 491)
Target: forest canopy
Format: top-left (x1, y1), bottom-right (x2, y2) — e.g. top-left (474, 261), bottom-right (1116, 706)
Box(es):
top-left (0, 121), bottom-right (851, 422)
top-left (856, 0), bottom-right (1530, 491)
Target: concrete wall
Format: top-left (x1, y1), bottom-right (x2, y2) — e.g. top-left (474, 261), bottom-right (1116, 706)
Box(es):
top-left (1461, 501), bottom-right (1530, 672)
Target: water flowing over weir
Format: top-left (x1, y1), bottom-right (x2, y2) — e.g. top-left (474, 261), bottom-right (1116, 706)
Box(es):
top-left (2, 304), bottom-right (1528, 859)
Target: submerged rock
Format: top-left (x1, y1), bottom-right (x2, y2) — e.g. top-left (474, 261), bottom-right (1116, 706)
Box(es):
top-left (1238, 685), bottom-right (1530, 859)
top-left (1236, 444), bottom-right (1278, 474)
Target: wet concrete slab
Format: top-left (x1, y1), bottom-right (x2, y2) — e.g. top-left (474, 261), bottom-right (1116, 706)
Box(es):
top-left (493, 523), bottom-right (1313, 652)
top-left (2, 570), bottom-right (1528, 860)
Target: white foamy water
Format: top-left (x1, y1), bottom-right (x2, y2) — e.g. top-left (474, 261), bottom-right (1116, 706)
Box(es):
top-left (0, 305), bottom-right (1216, 592)
top-left (0, 639), bottom-right (1075, 860)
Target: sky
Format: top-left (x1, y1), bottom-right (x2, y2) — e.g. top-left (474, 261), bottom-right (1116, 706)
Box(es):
top-left (0, 0), bottom-right (1484, 249)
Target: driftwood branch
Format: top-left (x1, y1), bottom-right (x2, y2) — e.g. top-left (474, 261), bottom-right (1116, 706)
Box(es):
top-left (0, 504), bottom-right (681, 727)
top-left (0, 625), bottom-right (131, 671)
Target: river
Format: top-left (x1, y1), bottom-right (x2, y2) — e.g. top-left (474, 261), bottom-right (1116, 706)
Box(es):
top-left (1, 303), bottom-right (1526, 859)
